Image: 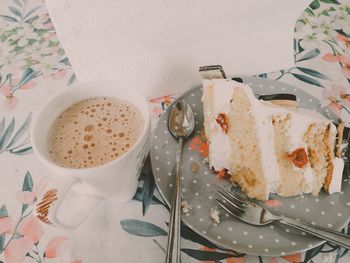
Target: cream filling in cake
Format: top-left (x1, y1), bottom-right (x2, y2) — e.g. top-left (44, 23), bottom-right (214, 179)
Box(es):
top-left (202, 78), bottom-right (343, 200)
top-left (204, 82), bottom-right (235, 170)
top-left (329, 158), bottom-right (344, 194)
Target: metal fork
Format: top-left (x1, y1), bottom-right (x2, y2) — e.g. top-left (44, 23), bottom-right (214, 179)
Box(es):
top-left (216, 186), bottom-right (350, 249)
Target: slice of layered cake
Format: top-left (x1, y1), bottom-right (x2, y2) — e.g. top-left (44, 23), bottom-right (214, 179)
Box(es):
top-left (202, 79), bottom-right (344, 200)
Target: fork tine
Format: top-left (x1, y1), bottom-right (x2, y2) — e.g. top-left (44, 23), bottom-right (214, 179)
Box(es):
top-left (218, 190), bottom-right (245, 211)
top-left (216, 199), bottom-right (245, 219)
top-left (218, 185), bottom-right (257, 207)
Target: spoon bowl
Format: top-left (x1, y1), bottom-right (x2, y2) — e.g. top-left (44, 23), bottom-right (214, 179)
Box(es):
top-left (168, 100), bottom-right (196, 139)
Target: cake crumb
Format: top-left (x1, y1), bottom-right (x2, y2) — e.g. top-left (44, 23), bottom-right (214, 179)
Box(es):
top-left (210, 208), bottom-right (220, 224)
top-left (181, 200), bottom-right (191, 214)
top-left (217, 168), bottom-right (230, 180)
top-left (191, 162), bottom-right (199, 173)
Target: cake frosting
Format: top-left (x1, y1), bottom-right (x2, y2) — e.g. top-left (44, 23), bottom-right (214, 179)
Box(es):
top-left (202, 78), bottom-right (344, 200)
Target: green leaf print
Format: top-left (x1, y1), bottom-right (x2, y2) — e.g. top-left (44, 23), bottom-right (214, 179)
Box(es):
top-left (303, 244), bottom-right (325, 263)
top-left (296, 67), bottom-right (329, 80)
top-left (319, 0), bottom-right (340, 4)
top-left (0, 15), bottom-right (18, 22)
top-left (120, 219), bottom-right (167, 237)
top-left (9, 146), bottom-right (33, 155)
top-left (20, 68), bottom-right (40, 86)
top-left (133, 187), bottom-right (164, 205)
top-left (320, 6), bottom-right (336, 16)
top-left (24, 14), bottom-right (38, 24)
top-left (181, 248), bottom-right (243, 261)
top-left (181, 223), bottom-right (242, 252)
top-left (335, 29), bottom-right (350, 38)
top-left (0, 234), bottom-right (5, 253)
top-left (0, 205), bottom-right (8, 217)
top-left (294, 39), bottom-right (305, 55)
top-left (8, 6), bottom-right (22, 19)
top-left (141, 157), bottom-right (156, 215)
top-left (0, 114), bottom-right (32, 155)
top-left (13, 0), bottom-right (23, 8)
top-left (20, 171), bottom-right (34, 215)
top-left (305, 8), bottom-right (315, 16)
top-left (22, 170), bottom-right (34, 192)
top-left (23, 6), bottom-right (41, 21)
top-left (296, 49), bottom-right (320, 62)
top-left (310, 0), bottom-right (320, 10)
top-left (0, 117), bottom-right (15, 152)
top-left (0, 117), bottom-right (5, 138)
top-left (290, 73), bottom-right (325, 88)
top-left (68, 73), bottom-right (76, 86)
top-left (6, 113), bottom-right (31, 150)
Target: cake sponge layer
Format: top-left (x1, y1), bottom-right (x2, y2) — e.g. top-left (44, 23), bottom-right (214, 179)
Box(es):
top-left (202, 79), bottom-right (343, 200)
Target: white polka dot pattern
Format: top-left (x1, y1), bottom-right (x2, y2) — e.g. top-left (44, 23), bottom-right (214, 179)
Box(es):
top-left (150, 76), bottom-right (349, 256)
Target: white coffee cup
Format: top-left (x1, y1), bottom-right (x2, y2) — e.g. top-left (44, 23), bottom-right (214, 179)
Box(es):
top-left (31, 81), bottom-right (150, 228)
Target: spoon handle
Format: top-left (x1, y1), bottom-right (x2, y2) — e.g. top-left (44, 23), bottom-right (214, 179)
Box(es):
top-left (166, 137), bottom-right (184, 263)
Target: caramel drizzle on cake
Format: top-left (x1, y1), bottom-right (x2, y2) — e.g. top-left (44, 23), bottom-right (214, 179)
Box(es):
top-left (215, 113), bottom-right (229, 133)
top-left (323, 124), bottom-right (335, 193)
top-left (287, 148), bottom-right (309, 168)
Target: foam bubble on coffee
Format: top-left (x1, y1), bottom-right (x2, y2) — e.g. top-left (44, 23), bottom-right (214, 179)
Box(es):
top-left (47, 97), bottom-right (143, 169)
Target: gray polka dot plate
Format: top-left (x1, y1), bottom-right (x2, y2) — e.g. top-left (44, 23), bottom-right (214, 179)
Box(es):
top-left (150, 76), bottom-right (350, 256)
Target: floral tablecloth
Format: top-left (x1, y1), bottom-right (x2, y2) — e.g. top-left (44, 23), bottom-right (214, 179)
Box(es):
top-left (0, 0), bottom-right (350, 262)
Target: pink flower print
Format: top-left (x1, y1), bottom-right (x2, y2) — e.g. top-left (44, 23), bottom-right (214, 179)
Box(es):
top-left (3, 95), bottom-right (19, 110)
top-left (17, 215), bottom-right (44, 243)
top-left (16, 191), bottom-right (37, 204)
top-left (341, 67), bottom-right (350, 78)
top-left (0, 85), bottom-right (12, 96)
top-left (16, 177), bottom-right (51, 205)
top-left (10, 78), bottom-right (21, 86)
top-left (0, 85), bottom-right (18, 110)
top-left (0, 216), bottom-right (15, 235)
top-left (51, 69), bottom-right (67, 80)
top-left (282, 253), bottom-right (301, 263)
top-left (322, 53), bottom-right (341, 63)
top-left (322, 85), bottom-right (350, 116)
top-left (339, 55), bottom-right (350, 78)
top-left (151, 107), bottom-right (164, 118)
top-left (4, 236), bottom-right (34, 263)
top-left (44, 236), bottom-right (68, 258)
top-left (340, 55), bottom-right (350, 66)
top-left (337, 33), bottom-right (348, 43)
top-left (40, 13), bottom-right (50, 20)
top-left (264, 199), bottom-right (282, 208)
top-left (20, 80), bottom-right (36, 90)
top-left (43, 22), bottom-right (54, 30)
top-left (328, 101), bottom-right (343, 116)
top-left (44, 32), bottom-right (56, 41)
top-left (322, 85), bottom-right (345, 98)
top-left (35, 176), bottom-right (51, 197)
top-left (322, 49), bottom-right (350, 79)
top-left (51, 45), bottom-right (60, 54)
top-left (336, 33), bottom-right (350, 49)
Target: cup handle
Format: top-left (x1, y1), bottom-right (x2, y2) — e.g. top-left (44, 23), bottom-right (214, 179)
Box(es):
top-left (48, 176), bottom-right (104, 229)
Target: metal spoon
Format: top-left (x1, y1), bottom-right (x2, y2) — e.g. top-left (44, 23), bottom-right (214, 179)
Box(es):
top-left (166, 100), bottom-right (195, 263)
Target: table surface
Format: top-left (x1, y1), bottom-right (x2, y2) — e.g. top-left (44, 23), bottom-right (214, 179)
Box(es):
top-left (1, 0), bottom-right (350, 262)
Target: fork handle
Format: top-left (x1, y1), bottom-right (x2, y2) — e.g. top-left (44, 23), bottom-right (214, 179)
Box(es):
top-left (280, 217), bottom-right (350, 249)
top-left (165, 137), bottom-right (183, 263)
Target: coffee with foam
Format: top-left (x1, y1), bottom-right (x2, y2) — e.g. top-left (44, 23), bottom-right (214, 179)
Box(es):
top-left (47, 97), bottom-right (143, 169)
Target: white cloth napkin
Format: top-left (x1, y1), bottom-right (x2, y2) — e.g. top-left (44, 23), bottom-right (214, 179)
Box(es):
top-left (46, 0), bottom-right (310, 98)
